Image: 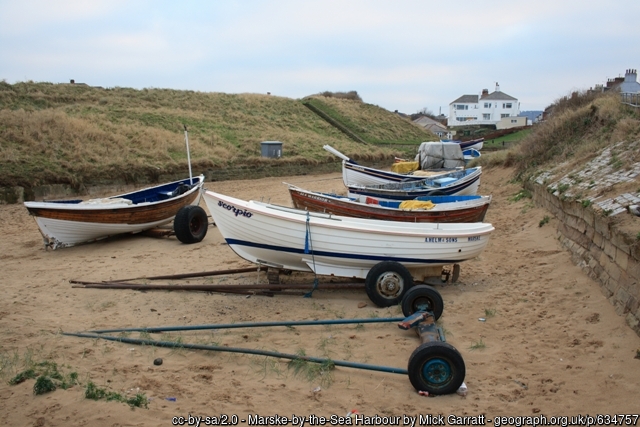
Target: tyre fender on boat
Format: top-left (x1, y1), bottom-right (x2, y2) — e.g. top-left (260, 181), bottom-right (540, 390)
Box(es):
top-left (174, 205), bottom-right (208, 244)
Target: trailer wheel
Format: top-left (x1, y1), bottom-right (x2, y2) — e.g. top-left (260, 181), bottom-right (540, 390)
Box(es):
top-left (365, 261), bottom-right (413, 307)
top-left (401, 285), bottom-right (444, 320)
top-left (408, 341), bottom-right (465, 395)
top-left (174, 205), bottom-right (208, 244)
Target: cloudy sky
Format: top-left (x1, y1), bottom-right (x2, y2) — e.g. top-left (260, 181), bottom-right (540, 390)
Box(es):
top-left (1, 0), bottom-right (638, 115)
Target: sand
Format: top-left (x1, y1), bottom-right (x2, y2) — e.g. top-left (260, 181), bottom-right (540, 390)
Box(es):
top-left (1, 166), bottom-right (640, 426)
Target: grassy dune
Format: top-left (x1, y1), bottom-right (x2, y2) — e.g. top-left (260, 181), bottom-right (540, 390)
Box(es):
top-left (0, 82), bottom-right (434, 189)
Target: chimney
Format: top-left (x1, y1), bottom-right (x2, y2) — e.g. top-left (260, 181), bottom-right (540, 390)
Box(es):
top-left (70, 79), bottom-right (75, 84)
top-left (625, 69), bottom-right (637, 82)
top-left (495, 82), bottom-right (500, 92)
top-left (481, 89), bottom-right (489, 98)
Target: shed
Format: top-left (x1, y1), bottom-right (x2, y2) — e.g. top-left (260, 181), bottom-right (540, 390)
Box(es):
top-left (260, 141), bottom-right (283, 158)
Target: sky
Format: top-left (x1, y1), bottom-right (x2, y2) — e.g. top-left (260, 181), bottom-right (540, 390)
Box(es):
top-left (1, 0), bottom-right (639, 115)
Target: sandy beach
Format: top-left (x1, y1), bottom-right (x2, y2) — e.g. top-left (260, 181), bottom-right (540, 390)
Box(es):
top-left (1, 166), bottom-right (640, 426)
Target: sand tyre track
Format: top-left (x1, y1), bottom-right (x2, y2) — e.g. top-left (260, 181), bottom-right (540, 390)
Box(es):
top-left (365, 261), bottom-right (414, 307)
top-left (408, 341), bottom-right (465, 395)
top-left (174, 205), bottom-right (208, 244)
top-left (401, 284), bottom-right (444, 320)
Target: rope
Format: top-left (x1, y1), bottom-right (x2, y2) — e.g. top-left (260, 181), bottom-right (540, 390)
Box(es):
top-left (303, 212), bottom-right (319, 298)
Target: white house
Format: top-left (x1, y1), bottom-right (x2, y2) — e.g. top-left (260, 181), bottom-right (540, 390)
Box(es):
top-left (448, 83), bottom-right (520, 127)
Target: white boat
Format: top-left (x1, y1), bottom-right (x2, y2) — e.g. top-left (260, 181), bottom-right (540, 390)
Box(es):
top-left (24, 175), bottom-right (205, 249)
top-left (323, 145), bottom-right (457, 187)
top-left (443, 138), bottom-right (484, 151)
top-left (202, 189), bottom-right (494, 306)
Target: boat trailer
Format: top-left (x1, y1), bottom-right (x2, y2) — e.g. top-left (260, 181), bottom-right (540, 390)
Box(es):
top-left (64, 285), bottom-right (466, 395)
top-left (71, 261), bottom-right (462, 308)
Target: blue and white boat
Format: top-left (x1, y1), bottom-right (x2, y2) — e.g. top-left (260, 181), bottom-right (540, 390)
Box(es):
top-left (346, 167), bottom-right (482, 202)
top-left (463, 148), bottom-right (481, 164)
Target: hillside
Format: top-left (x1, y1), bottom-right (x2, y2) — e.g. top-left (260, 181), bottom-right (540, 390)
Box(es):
top-left (0, 82), bottom-right (435, 191)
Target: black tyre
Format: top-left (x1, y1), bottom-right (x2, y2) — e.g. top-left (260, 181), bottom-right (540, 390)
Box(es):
top-left (174, 205), bottom-right (208, 244)
top-left (408, 341), bottom-right (465, 395)
top-left (364, 261), bottom-right (414, 307)
top-left (401, 284), bottom-right (444, 320)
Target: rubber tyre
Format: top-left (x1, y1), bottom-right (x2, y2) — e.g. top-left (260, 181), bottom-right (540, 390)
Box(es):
top-left (364, 261), bottom-right (414, 307)
top-left (401, 284), bottom-right (444, 320)
top-left (408, 341), bottom-right (465, 395)
top-left (174, 205), bottom-right (208, 244)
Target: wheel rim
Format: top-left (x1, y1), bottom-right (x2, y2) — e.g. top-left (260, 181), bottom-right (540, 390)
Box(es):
top-left (421, 358), bottom-right (452, 386)
top-left (376, 272), bottom-right (404, 299)
top-left (411, 296), bottom-right (434, 313)
top-left (189, 217), bottom-right (203, 233)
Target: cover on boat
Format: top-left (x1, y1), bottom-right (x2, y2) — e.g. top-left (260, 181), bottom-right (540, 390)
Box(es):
top-left (414, 142), bottom-right (465, 170)
top-left (390, 161), bottom-right (419, 174)
top-left (399, 200), bottom-right (436, 210)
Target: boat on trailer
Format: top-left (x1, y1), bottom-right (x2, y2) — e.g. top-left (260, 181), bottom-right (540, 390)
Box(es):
top-left (287, 185), bottom-right (491, 223)
top-left (347, 167), bottom-right (482, 202)
top-left (24, 175), bottom-right (205, 249)
top-left (202, 189), bottom-right (494, 306)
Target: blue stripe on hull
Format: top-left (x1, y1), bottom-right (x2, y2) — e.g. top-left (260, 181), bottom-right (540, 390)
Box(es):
top-left (349, 174), bottom-right (480, 201)
top-left (225, 238), bottom-right (457, 265)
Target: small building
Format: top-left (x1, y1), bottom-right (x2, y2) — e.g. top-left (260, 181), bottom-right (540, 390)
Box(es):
top-left (496, 116), bottom-right (527, 130)
top-left (413, 116), bottom-right (449, 139)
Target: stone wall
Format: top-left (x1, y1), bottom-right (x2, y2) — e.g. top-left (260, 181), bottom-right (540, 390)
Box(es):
top-left (527, 181), bottom-right (640, 336)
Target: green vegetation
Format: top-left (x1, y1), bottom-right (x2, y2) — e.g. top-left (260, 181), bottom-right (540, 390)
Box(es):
top-left (539, 215), bottom-right (550, 227)
top-left (469, 338), bottom-right (486, 350)
top-left (474, 90), bottom-right (640, 178)
top-left (8, 360), bottom-right (78, 395)
top-left (288, 349), bottom-right (335, 387)
top-left (85, 381), bottom-right (148, 408)
top-left (509, 189), bottom-right (532, 202)
top-left (0, 82), bottom-right (434, 189)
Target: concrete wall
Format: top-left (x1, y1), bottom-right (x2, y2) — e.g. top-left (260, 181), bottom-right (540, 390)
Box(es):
top-left (527, 181), bottom-right (640, 336)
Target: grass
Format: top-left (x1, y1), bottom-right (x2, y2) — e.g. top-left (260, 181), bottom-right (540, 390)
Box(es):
top-left (0, 81), bottom-right (435, 189)
top-left (509, 189), bottom-right (532, 202)
top-left (85, 381), bottom-right (148, 408)
top-left (288, 349), bottom-right (335, 387)
top-left (469, 338), bottom-right (486, 350)
top-left (539, 215), bottom-right (550, 227)
top-left (8, 360), bottom-right (79, 395)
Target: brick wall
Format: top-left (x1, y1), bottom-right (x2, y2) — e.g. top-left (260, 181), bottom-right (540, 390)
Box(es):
top-left (527, 181), bottom-right (640, 336)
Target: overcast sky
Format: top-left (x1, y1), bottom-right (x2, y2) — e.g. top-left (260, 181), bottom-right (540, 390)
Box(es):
top-left (1, 0), bottom-right (639, 115)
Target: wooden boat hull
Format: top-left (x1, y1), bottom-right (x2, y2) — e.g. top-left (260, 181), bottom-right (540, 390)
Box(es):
top-left (203, 190), bottom-right (494, 279)
top-left (24, 175), bottom-right (204, 249)
top-left (288, 186), bottom-right (491, 223)
top-left (347, 167), bottom-right (482, 201)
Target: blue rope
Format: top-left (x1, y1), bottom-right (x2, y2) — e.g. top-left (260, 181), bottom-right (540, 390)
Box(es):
top-left (303, 212), bottom-right (319, 298)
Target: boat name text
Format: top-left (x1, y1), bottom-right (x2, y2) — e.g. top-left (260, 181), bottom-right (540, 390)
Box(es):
top-left (425, 237), bottom-right (458, 243)
top-left (218, 201), bottom-right (253, 218)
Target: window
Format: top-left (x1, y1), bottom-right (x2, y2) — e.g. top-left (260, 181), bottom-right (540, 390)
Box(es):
top-left (484, 103), bottom-right (491, 108)
top-left (455, 104), bottom-right (468, 110)
top-left (511, 119), bottom-right (517, 123)
top-left (501, 114), bottom-right (509, 118)
top-left (483, 114), bottom-right (491, 120)
top-left (503, 103), bottom-right (512, 108)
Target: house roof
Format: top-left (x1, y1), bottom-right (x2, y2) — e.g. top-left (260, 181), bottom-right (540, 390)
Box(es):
top-left (481, 91), bottom-right (517, 101)
top-left (451, 94), bottom-right (478, 104)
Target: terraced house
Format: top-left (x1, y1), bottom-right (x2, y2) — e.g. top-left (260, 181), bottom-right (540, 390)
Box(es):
top-left (448, 83), bottom-right (524, 129)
